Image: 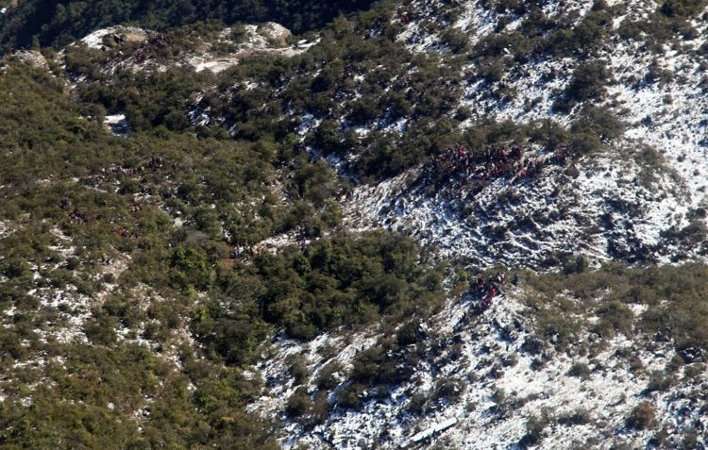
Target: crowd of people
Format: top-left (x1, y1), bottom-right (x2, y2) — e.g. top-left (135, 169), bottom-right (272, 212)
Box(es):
top-left (471, 272), bottom-right (506, 311)
top-left (432, 143), bottom-right (570, 185)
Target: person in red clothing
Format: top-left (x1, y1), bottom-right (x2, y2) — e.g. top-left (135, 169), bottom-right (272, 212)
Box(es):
top-left (478, 285), bottom-right (494, 310)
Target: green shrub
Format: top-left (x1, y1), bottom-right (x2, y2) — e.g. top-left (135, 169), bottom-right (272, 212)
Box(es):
top-left (554, 60), bottom-right (611, 113)
top-left (645, 371), bottom-right (675, 393)
top-left (407, 392), bottom-right (430, 415)
top-left (594, 301), bottom-right (634, 336)
top-left (626, 401), bottom-right (656, 430)
top-left (571, 105), bottom-right (624, 142)
top-left (567, 362), bottom-right (591, 379)
top-left (434, 378), bottom-right (464, 403)
top-left (440, 28), bottom-right (469, 53)
top-left (558, 409), bottom-right (590, 426)
top-left (316, 362), bottom-right (342, 390)
top-left (336, 383), bottom-right (365, 409)
top-left (519, 414), bottom-right (549, 447)
top-left (289, 356), bottom-right (309, 385)
top-left (1, 258), bottom-right (31, 279)
top-left (660, 0), bottom-right (708, 17)
top-left (286, 387), bottom-right (312, 417)
top-left (170, 245), bottom-right (213, 291)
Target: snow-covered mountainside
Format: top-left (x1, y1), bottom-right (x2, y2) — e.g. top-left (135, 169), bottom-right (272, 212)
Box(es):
top-left (344, 0), bottom-right (707, 269)
top-left (0, 0), bottom-right (706, 448)
top-left (244, 1), bottom-right (708, 448)
top-left (253, 284), bottom-right (707, 449)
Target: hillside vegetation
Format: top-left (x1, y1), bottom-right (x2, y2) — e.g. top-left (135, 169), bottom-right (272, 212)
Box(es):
top-left (0, 0), bottom-right (377, 50)
top-left (0, 0), bottom-right (706, 448)
top-left (0, 61), bottom-right (443, 447)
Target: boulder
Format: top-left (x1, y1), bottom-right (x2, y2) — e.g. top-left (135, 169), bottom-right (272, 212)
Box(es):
top-left (257, 22), bottom-right (291, 47)
top-left (13, 50), bottom-right (49, 70)
top-left (82, 26), bottom-right (148, 50)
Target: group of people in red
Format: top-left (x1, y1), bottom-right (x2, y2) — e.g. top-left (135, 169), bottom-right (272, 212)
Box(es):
top-left (471, 272), bottom-right (506, 311)
top-left (433, 143), bottom-right (570, 183)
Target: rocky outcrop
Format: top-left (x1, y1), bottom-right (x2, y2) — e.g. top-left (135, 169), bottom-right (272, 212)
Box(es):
top-left (257, 22), bottom-right (292, 47)
top-left (12, 50), bottom-right (49, 70)
top-left (80, 26), bottom-right (149, 50)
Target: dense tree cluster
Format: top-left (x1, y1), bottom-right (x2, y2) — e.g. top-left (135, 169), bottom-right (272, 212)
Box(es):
top-left (524, 263), bottom-right (708, 354)
top-left (195, 8), bottom-right (469, 182)
top-left (54, 0), bottom-right (627, 187)
top-left (0, 344), bottom-right (278, 449)
top-left (0, 54), bottom-right (443, 446)
top-left (193, 231), bottom-right (444, 363)
top-left (0, 63), bottom-right (284, 447)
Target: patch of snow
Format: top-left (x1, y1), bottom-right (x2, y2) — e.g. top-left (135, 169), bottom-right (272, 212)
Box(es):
top-left (104, 113), bottom-right (130, 136)
top-left (0, 221), bottom-right (9, 239)
top-left (345, 147), bottom-right (695, 268)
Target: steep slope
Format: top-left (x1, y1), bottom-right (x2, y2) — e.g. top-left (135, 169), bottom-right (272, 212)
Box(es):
top-left (238, 1), bottom-right (708, 448)
top-left (343, 0), bottom-right (707, 269)
top-left (0, 0), bottom-right (706, 449)
top-left (253, 271), bottom-right (708, 449)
